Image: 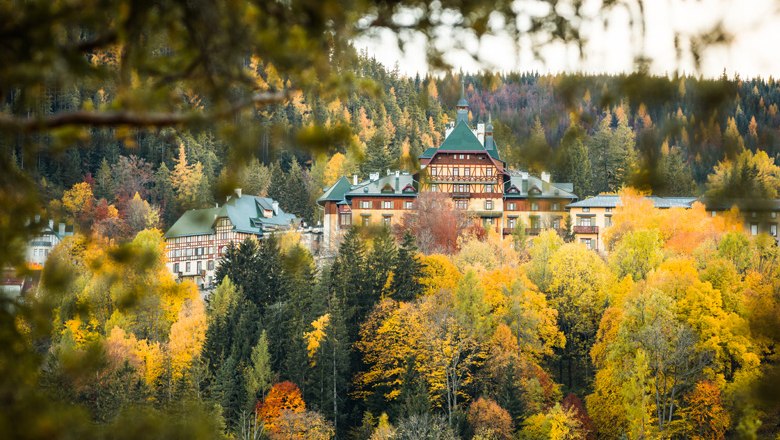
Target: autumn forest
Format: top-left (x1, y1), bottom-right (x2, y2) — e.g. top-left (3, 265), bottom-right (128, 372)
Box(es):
top-left (3, 1), bottom-right (780, 439)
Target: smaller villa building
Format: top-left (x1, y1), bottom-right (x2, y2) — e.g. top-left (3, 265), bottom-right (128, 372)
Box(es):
top-left (164, 189), bottom-right (298, 289)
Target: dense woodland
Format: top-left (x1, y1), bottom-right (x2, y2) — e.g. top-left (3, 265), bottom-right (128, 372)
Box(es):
top-left (29, 189), bottom-right (780, 439)
top-left (4, 2), bottom-right (780, 438)
top-left (7, 49), bottom-right (780, 230)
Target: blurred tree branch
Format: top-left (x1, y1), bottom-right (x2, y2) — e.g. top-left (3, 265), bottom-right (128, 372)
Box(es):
top-left (0, 91), bottom-right (287, 132)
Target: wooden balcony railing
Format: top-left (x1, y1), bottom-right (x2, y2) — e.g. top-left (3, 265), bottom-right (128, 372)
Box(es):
top-left (573, 225), bottom-right (599, 234)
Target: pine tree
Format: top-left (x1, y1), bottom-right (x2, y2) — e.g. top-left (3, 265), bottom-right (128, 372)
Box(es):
top-left (153, 162), bottom-right (178, 227)
top-left (94, 158), bottom-right (114, 200)
top-left (390, 231), bottom-right (425, 302)
top-left (367, 227), bottom-right (397, 300)
top-left (557, 121), bottom-right (592, 197)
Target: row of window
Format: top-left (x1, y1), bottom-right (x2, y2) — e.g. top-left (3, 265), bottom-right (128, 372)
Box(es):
top-left (170, 235), bottom-right (212, 244)
top-left (506, 201), bottom-right (561, 211)
top-left (173, 260), bottom-right (216, 274)
top-left (506, 217), bottom-right (562, 229)
top-left (358, 200), bottom-right (415, 210)
top-left (431, 184), bottom-right (496, 193)
top-left (430, 167), bottom-right (493, 177)
top-left (339, 214), bottom-right (392, 227)
top-left (169, 246), bottom-right (217, 259)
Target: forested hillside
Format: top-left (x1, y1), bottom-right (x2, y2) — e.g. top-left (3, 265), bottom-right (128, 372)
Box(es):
top-left (7, 48), bottom-right (780, 228)
top-left (29, 191), bottom-right (780, 439)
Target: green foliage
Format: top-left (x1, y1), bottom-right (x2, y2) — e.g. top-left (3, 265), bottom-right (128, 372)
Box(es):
top-left (608, 229), bottom-right (664, 280)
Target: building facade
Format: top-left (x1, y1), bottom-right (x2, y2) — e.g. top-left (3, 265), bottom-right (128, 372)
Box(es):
top-left (318, 86), bottom-right (577, 250)
top-left (164, 189), bottom-right (299, 289)
top-left (26, 218), bottom-right (73, 268)
top-left (568, 195), bottom-right (780, 252)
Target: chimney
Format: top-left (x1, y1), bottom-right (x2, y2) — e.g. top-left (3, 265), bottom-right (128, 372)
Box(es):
top-left (521, 172), bottom-right (529, 193)
top-left (353, 174), bottom-right (358, 185)
top-left (386, 169), bottom-right (392, 176)
top-left (234, 188), bottom-right (242, 198)
top-left (272, 201), bottom-right (279, 216)
top-left (369, 172), bottom-right (379, 181)
top-left (48, 219), bottom-right (54, 230)
top-left (34, 214), bottom-right (40, 224)
top-left (59, 223), bottom-right (65, 236)
top-left (395, 177), bottom-right (399, 192)
top-left (541, 172), bottom-right (551, 183)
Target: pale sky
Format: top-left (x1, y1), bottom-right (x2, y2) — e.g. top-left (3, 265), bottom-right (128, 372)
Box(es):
top-left (354, 0), bottom-right (780, 79)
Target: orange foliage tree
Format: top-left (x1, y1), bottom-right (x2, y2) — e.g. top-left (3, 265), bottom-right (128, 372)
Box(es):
top-left (467, 397), bottom-right (514, 440)
top-left (257, 381), bottom-right (306, 432)
top-left (683, 380), bottom-right (730, 440)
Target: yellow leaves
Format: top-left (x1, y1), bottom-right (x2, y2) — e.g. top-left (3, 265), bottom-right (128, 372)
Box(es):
top-left (168, 298), bottom-right (207, 382)
top-left (418, 254), bottom-right (461, 296)
top-left (304, 314), bottom-right (330, 365)
top-left (136, 338), bottom-right (164, 386)
top-left (323, 153), bottom-right (349, 186)
top-left (62, 182), bottom-right (94, 220)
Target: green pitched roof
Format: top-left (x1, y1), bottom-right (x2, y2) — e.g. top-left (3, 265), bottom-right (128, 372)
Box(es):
top-left (420, 147), bottom-right (437, 159)
top-left (317, 176), bottom-right (352, 204)
top-left (165, 207), bottom-right (221, 237)
top-left (439, 121), bottom-right (484, 151)
top-left (165, 195), bottom-right (298, 238)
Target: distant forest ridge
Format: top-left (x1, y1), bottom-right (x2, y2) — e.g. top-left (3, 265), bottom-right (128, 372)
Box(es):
top-left (10, 51), bottom-right (780, 226)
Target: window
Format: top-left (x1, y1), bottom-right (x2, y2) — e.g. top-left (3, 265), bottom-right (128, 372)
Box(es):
top-left (772, 212), bottom-right (778, 219)
top-left (581, 238), bottom-right (592, 249)
top-left (174, 263), bottom-right (180, 273)
top-left (382, 216), bottom-right (392, 226)
top-left (464, 168), bottom-right (471, 176)
top-left (583, 207), bottom-right (590, 213)
top-left (361, 216), bottom-right (370, 227)
top-left (459, 154), bottom-right (465, 159)
top-left (605, 216), bottom-right (612, 227)
top-left (531, 202), bottom-right (539, 211)
top-left (530, 217), bottom-right (540, 229)
top-left (486, 168), bottom-right (493, 176)
top-left (485, 200), bottom-right (493, 210)
top-left (197, 261), bottom-right (202, 274)
top-left (553, 218), bottom-right (561, 229)
top-left (751, 212), bottom-right (757, 218)
top-left (771, 224), bottom-right (777, 237)
top-left (507, 202), bottom-right (516, 211)
top-left (578, 217), bottom-right (592, 226)
top-left (455, 200), bottom-right (468, 209)
top-left (711, 211), bottom-right (717, 217)
top-left (185, 262), bottom-right (191, 273)
top-left (382, 201), bottom-right (393, 209)
top-left (483, 218), bottom-right (494, 227)
top-left (751, 223), bottom-right (759, 236)
top-left (431, 167), bottom-right (438, 176)
top-left (508, 218), bottom-right (517, 229)
top-left (485, 184), bottom-right (493, 193)
top-left (605, 207), bottom-right (612, 213)
top-left (453, 168), bottom-right (459, 177)
top-left (552, 202), bottom-right (560, 211)
top-left (404, 201), bottom-right (414, 209)
top-left (360, 201), bottom-right (371, 209)
top-left (339, 213), bottom-right (352, 226)
top-left (208, 260), bottom-right (215, 270)
top-left (431, 184), bottom-right (438, 192)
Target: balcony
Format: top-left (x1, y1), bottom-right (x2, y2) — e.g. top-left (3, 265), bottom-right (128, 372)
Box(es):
top-left (451, 192), bottom-right (471, 198)
top-left (573, 225), bottom-right (599, 234)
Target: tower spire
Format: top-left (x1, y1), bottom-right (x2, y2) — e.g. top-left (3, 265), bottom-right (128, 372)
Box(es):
top-left (456, 77), bottom-right (470, 124)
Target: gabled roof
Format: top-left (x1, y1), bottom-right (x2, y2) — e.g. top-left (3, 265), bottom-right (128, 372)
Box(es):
top-left (317, 176), bottom-right (353, 204)
top-left (503, 172), bottom-right (577, 199)
top-left (165, 195), bottom-right (298, 238)
top-left (346, 173), bottom-right (417, 198)
top-left (566, 195), bottom-right (698, 209)
top-left (420, 147), bottom-right (437, 159)
top-left (439, 121), bottom-right (484, 151)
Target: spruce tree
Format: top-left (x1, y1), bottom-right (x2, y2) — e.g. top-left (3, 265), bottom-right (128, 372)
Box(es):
top-left (367, 227), bottom-right (397, 301)
top-left (94, 158), bottom-right (114, 200)
top-left (390, 231), bottom-right (425, 302)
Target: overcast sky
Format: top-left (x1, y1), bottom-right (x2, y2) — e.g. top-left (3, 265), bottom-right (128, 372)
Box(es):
top-left (354, 0), bottom-right (780, 79)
